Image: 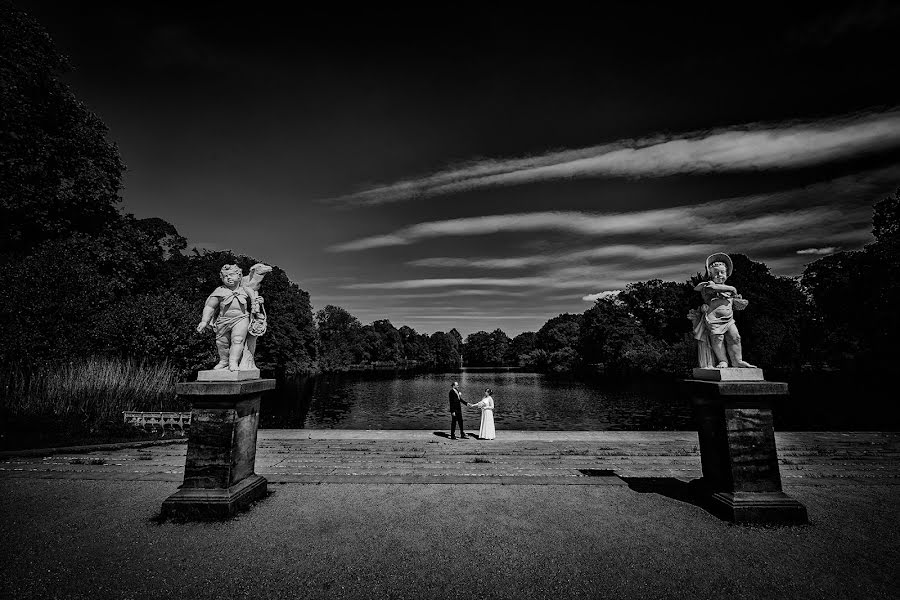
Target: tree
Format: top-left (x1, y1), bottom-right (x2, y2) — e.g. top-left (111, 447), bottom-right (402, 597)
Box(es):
top-left (802, 189), bottom-right (900, 370)
top-left (4, 217), bottom-right (190, 365)
top-left (89, 291), bottom-right (213, 376)
top-left (316, 305), bottom-right (362, 371)
top-left (1, 3), bottom-right (124, 254)
top-left (535, 314), bottom-right (582, 373)
top-left (463, 329), bottom-right (511, 366)
top-left (372, 319), bottom-right (403, 362)
top-left (872, 188), bottom-right (900, 245)
top-left (619, 279), bottom-right (695, 343)
top-left (399, 325), bottom-right (432, 365)
top-left (507, 331), bottom-right (536, 365)
top-left (430, 331), bottom-right (461, 368)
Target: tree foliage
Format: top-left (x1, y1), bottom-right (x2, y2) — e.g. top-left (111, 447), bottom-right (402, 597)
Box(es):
top-left (1, 2), bottom-right (124, 254)
top-left (802, 189), bottom-right (900, 371)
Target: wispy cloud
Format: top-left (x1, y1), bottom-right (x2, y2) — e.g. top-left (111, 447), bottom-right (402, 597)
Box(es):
top-left (331, 209), bottom-right (703, 252)
top-left (797, 247), bottom-right (838, 255)
top-left (331, 164), bottom-right (899, 253)
top-left (582, 290), bottom-right (621, 302)
top-left (333, 166), bottom-right (897, 300)
top-left (408, 244), bottom-right (712, 269)
top-left (329, 109), bottom-right (900, 206)
top-left (344, 277), bottom-right (550, 290)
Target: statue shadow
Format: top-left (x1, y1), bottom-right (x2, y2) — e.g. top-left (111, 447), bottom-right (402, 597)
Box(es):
top-left (618, 476), bottom-right (717, 516)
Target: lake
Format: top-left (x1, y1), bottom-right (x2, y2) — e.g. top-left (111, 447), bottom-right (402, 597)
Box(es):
top-left (259, 369), bottom-right (895, 431)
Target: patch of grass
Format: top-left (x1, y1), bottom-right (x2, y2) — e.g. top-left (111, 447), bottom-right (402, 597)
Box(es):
top-left (69, 458), bottom-right (86, 465)
top-left (88, 457), bottom-right (107, 465)
top-left (1, 357), bottom-right (185, 449)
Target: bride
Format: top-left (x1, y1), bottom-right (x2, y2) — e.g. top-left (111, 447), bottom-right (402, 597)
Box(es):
top-left (472, 388), bottom-right (495, 440)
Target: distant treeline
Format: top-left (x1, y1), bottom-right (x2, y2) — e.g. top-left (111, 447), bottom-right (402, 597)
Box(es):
top-left (2, 4), bottom-right (899, 383)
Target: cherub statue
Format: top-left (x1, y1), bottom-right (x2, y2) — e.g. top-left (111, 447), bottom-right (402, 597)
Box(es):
top-left (688, 253), bottom-right (756, 369)
top-left (197, 263), bottom-right (272, 371)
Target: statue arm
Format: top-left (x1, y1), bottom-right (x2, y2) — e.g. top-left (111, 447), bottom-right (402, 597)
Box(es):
top-left (242, 263), bottom-right (272, 292)
top-left (703, 282), bottom-right (737, 294)
top-left (197, 296), bottom-right (220, 332)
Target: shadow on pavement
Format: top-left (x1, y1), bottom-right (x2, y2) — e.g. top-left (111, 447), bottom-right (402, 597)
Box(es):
top-left (619, 476), bottom-right (717, 516)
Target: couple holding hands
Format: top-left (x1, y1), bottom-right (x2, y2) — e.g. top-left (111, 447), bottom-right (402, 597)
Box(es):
top-left (448, 381), bottom-right (495, 440)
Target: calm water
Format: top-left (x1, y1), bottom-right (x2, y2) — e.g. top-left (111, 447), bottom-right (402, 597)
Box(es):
top-left (261, 370), bottom-right (694, 431)
top-left (259, 369), bottom-right (898, 431)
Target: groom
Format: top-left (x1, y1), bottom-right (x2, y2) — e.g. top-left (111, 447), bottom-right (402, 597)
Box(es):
top-left (448, 381), bottom-right (470, 440)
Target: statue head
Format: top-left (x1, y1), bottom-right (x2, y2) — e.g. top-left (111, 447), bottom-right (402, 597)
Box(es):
top-left (219, 264), bottom-right (243, 287)
top-left (710, 262), bottom-right (729, 284)
top-left (705, 252), bottom-right (733, 281)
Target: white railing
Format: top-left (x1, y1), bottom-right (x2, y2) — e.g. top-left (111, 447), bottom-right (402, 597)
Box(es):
top-left (123, 411), bottom-right (191, 436)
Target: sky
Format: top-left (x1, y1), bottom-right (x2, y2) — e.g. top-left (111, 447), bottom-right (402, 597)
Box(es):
top-left (22, 2), bottom-right (900, 336)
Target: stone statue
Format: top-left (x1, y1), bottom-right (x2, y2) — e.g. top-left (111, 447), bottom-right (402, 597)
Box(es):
top-left (197, 263), bottom-right (272, 371)
top-left (688, 253), bottom-right (756, 369)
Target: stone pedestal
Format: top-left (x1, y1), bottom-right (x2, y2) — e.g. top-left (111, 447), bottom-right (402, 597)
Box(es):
top-left (162, 378), bottom-right (275, 519)
top-left (682, 379), bottom-right (808, 525)
top-left (197, 368), bottom-right (260, 381)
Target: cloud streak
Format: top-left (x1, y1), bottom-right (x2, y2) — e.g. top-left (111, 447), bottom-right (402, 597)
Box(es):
top-left (330, 164), bottom-right (899, 253)
top-left (329, 109), bottom-right (900, 206)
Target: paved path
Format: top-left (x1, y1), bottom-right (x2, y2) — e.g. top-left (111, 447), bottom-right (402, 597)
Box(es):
top-left (2, 430), bottom-right (897, 485)
top-left (2, 431), bottom-right (898, 599)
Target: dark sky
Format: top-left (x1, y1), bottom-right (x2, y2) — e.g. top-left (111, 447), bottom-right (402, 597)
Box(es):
top-left (21, 1), bottom-right (900, 335)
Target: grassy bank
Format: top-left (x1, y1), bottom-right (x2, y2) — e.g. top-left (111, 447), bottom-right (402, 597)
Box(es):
top-left (1, 357), bottom-right (187, 449)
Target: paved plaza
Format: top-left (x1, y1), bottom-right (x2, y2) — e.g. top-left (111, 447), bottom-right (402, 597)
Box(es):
top-left (2, 430), bottom-right (898, 599)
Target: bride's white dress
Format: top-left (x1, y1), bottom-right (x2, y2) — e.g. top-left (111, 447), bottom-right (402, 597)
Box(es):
top-left (473, 396), bottom-right (495, 440)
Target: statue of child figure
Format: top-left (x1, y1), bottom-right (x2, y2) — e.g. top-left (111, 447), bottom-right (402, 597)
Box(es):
top-left (688, 253), bottom-right (756, 369)
top-left (197, 263), bottom-right (272, 371)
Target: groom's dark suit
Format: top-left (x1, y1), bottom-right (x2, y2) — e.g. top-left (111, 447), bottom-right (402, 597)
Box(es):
top-left (448, 387), bottom-right (466, 439)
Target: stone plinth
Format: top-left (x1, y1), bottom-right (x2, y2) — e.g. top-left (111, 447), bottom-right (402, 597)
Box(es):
top-left (197, 368), bottom-right (260, 381)
top-left (681, 379), bottom-right (808, 525)
top-left (162, 378), bottom-right (275, 519)
top-left (692, 367), bottom-right (764, 381)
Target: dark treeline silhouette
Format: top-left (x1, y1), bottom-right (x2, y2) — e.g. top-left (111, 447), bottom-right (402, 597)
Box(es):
top-left (3, 3), bottom-right (898, 382)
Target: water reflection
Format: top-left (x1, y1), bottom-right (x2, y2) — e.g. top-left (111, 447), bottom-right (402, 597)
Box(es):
top-left (260, 370), bottom-right (695, 431)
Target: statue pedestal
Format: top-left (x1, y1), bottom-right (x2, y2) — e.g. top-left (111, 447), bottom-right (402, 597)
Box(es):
top-left (681, 379), bottom-right (808, 525)
top-left (197, 368), bottom-right (260, 381)
top-left (692, 367), bottom-right (763, 381)
top-left (162, 378), bottom-right (275, 519)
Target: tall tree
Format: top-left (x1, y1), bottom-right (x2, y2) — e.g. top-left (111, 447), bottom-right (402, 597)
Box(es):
top-left (316, 305), bottom-right (363, 371)
top-left (430, 331), bottom-right (461, 368)
top-left (619, 279), bottom-right (695, 343)
top-left (803, 189), bottom-right (900, 370)
top-left (1, 2), bottom-right (124, 254)
top-left (535, 313), bottom-right (582, 373)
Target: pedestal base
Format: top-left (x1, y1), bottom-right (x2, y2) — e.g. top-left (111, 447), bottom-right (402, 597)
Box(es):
top-left (710, 491), bottom-right (809, 525)
top-left (161, 378), bottom-right (275, 520)
top-left (197, 368), bottom-right (260, 381)
top-left (162, 474), bottom-right (267, 519)
top-left (682, 378), bottom-right (808, 525)
top-left (692, 367), bottom-right (763, 381)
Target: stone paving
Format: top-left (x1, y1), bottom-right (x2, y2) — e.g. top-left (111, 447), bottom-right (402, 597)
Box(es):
top-left (2, 430), bottom-right (897, 485)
